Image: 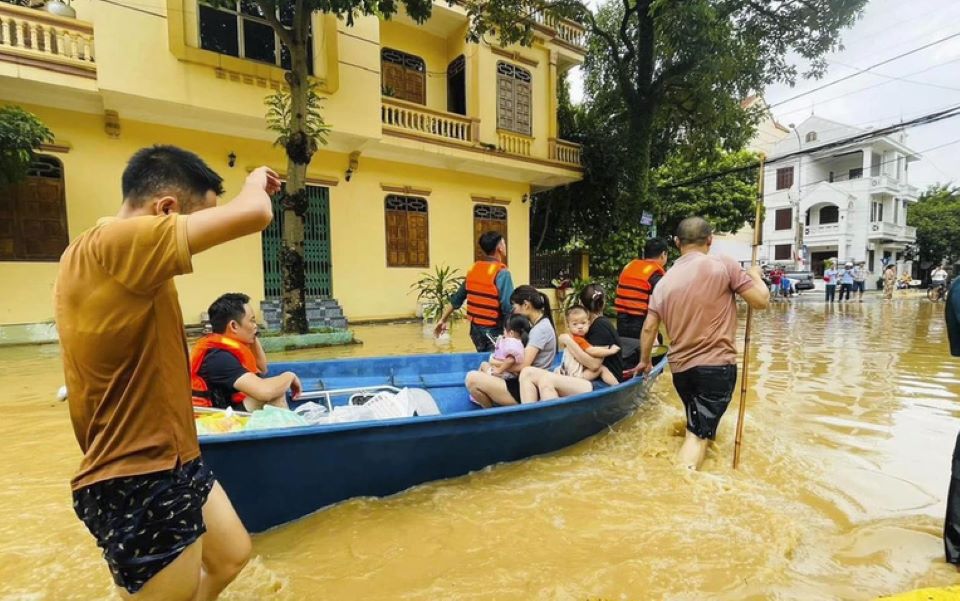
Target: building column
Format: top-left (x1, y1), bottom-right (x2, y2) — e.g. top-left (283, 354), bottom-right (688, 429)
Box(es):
top-left (548, 50), bottom-right (559, 142)
top-left (862, 147), bottom-right (872, 176)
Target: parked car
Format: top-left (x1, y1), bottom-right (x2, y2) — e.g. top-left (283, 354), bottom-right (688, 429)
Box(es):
top-left (783, 270), bottom-right (815, 292)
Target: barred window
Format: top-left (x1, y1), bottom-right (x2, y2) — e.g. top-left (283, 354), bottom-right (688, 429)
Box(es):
top-left (0, 155), bottom-right (69, 262)
top-left (496, 62), bottom-right (532, 136)
top-left (473, 204), bottom-right (507, 263)
top-left (385, 195), bottom-right (429, 267)
top-left (382, 48), bottom-right (426, 105)
top-left (776, 167), bottom-right (794, 190)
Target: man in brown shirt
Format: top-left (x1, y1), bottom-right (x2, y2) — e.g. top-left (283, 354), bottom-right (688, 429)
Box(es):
top-left (55, 145), bottom-right (279, 599)
top-left (638, 217), bottom-right (769, 470)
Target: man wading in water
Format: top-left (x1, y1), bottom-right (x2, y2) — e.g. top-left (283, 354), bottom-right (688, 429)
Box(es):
top-left (637, 217), bottom-right (770, 470)
top-left (55, 146), bottom-right (279, 600)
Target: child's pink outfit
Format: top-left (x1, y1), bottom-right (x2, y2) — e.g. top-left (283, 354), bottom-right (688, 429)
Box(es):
top-left (490, 337), bottom-right (525, 379)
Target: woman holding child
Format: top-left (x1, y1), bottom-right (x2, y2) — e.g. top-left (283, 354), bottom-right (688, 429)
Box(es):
top-left (519, 284), bottom-right (624, 402)
top-left (464, 285), bottom-right (557, 407)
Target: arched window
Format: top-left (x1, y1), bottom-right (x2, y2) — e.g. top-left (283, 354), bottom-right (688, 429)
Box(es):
top-left (805, 131), bottom-right (818, 143)
top-left (496, 61), bottom-right (532, 136)
top-left (819, 205), bottom-right (839, 224)
top-left (473, 204), bottom-right (508, 263)
top-left (0, 155), bottom-right (68, 261)
top-left (381, 48), bottom-right (426, 105)
top-left (385, 195), bottom-right (429, 267)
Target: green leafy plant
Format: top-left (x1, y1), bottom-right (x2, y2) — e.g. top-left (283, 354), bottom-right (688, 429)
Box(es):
top-left (0, 105), bottom-right (54, 187)
top-left (409, 265), bottom-right (465, 322)
top-left (265, 82), bottom-right (331, 154)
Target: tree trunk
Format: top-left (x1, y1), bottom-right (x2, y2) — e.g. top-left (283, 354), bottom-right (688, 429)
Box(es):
top-left (280, 11), bottom-right (313, 334)
top-left (623, 0), bottom-right (656, 221)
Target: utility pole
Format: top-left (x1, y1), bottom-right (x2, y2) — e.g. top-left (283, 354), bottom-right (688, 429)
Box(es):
top-left (791, 125), bottom-right (805, 270)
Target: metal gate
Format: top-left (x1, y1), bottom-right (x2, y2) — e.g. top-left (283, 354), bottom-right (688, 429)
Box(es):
top-left (262, 185), bottom-right (332, 299)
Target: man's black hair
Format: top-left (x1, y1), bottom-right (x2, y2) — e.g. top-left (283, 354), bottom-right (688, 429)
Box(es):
top-left (479, 231), bottom-right (504, 255)
top-left (122, 145), bottom-right (225, 207)
top-left (643, 238), bottom-right (669, 259)
top-left (675, 217), bottom-right (713, 247)
top-left (208, 292), bottom-right (250, 334)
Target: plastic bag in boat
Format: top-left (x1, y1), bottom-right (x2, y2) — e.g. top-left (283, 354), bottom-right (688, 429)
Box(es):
top-left (398, 388), bottom-right (440, 416)
top-left (292, 401), bottom-right (330, 424)
top-left (195, 408), bottom-right (248, 434)
top-left (245, 405), bottom-right (310, 431)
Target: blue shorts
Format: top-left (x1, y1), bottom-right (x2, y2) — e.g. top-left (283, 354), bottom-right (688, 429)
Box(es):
top-left (73, 459), bottom-right (215, 593)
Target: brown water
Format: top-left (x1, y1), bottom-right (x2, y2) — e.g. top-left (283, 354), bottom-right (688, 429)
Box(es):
top-left (2, 297), bottom-right (960, 600)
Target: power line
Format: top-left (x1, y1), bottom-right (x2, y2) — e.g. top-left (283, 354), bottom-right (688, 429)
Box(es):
top-left (827, 59), bottom-right (960, 93)
top-left (657, 104), bottom-right (960, 190)
top-left (767, 31), bottom-right (960, 109)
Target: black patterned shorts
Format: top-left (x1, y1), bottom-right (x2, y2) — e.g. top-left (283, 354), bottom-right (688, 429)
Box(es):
top-left (72, 458), bottom-right (216, 594)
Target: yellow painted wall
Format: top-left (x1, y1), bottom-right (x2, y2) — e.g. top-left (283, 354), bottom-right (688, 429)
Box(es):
top-left (380, 21), bottom-right (449, 114)
top-left (0, 103), bottom-right (529, 325)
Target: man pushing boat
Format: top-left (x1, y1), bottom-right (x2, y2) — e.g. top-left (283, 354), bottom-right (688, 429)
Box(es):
top-left (55, 145), bottom-right (279, 599)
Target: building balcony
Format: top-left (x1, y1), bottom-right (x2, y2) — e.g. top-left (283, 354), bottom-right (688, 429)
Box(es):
top-left (549, 138), bottom-right (582, 167)
top-left (803, 223), bottom-right (844, 244)
top-left (0, 3), bottom-right (95, 79)
top-left (869, 174), bottom-right (918, 199)
top-left (381, 97), bottom-right (478, 146)
top-left (867, 221), bottom-right (916, 242)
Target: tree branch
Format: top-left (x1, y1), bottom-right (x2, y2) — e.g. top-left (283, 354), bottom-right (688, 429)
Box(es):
top-left (261, 1), bottom-right (294, 49)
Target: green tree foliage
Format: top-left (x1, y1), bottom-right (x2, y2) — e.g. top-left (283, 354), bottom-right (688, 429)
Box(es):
top-left (464, 0), bottom-right (866, 222)
top-left (206, 0), bottom-right (432, 333)
top-left (0, 105), bottom-right (54, 187)
top-left (908, 184), bottom-right (960, 268)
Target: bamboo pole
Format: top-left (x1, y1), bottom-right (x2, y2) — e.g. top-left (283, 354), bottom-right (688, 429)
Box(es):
top-left (733, 153), bottom-right (765, 470)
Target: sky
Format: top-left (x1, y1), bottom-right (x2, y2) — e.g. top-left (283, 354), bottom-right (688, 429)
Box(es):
top-left (567, 0), bottom-right (960, 190)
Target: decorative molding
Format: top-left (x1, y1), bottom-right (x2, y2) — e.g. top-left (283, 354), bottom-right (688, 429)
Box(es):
top-left (214, 67), bottom-right (283, 90)
top-left (490, 46), bottom-right (539, 68)
top-left (382, 130), bottom-right (583, 173)
top-left (104, 110), bottom-right (121, 139)
top-left (39, 142), bottom-right (71, 154)
top-left (0, 49), bottom-right (96, 79)
top-left (471, 195), bottom-right (511, 206)
top-left (381, 184), bottom-right (432, 196)
top-left (553, 38), bottom-right (587, 55)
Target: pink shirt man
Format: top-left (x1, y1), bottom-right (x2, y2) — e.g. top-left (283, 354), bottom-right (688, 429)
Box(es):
top-left (648, 251), bottom-right (754, 374)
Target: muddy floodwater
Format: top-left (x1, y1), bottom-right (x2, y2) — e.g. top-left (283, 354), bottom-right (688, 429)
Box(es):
top-left (3, 295), bottom-right (960, 600)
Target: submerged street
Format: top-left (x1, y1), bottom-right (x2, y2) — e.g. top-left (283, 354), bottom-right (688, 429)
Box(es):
top-left (2, 295), bottom-right (960, 600)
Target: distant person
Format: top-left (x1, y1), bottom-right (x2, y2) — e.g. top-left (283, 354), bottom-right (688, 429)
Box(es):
top-left (637, 217), bottom-right (770, 471)
top-left (55, 145), bottom-right (280, 599)
top-left (190, 293), bottom-right (301, 412)
top-left (823, 261), bottom-right (839, 303)
top-left (853, 261), bottom-right (868, 302)
top-left (478, 314), bottom-right (532, 380)
top-left (464, 286), bottom-right (556, 407)
top-left (838, 262), bottom-right (855, 302)
top-left (933, 265), bottom-right (949, 292)
top-left (943, 275), bottom-right (960, 567)
top-left (435, 231), bottom-right (513, 352)
top-left (769, 265), bottom-right (783, 300)
top-left (883, 264), bottom-right (897, 300)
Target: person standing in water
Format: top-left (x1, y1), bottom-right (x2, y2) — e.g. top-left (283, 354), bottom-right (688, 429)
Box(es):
top-left (56, 146), bottom-right (279, 600)
top-left (637, 217), bottom-right (769, 470)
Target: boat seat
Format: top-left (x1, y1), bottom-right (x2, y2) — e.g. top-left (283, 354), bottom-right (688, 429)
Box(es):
top-left (299, 378), bottom-right (322, 392)
top-left (316, 376), bottom-right (392, 390)
top-left (419, 372), bottom-right (465, 388)
top-left (391, 373), bottom-right (424, 387)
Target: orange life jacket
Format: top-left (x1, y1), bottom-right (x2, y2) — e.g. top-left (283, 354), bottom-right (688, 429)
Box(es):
top-left (465, 260), bottom-right (506, 329)
top-left (614, 259), bottom-right (665, 317)
top-left (190, 334), bottom-right (259, 408)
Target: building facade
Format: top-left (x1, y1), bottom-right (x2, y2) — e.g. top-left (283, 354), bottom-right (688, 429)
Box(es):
top-left (760, 115), bottom-right (920, 278)
top-left (0, 0), bottom-right (585, 337)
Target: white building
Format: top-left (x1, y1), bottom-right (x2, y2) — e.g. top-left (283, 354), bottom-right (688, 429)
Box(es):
top-left (760, 115), bottom-right (921, 278)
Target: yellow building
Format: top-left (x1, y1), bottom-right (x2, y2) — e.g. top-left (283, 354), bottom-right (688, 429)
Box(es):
top-left (0, 0), bottom-right (585, 341)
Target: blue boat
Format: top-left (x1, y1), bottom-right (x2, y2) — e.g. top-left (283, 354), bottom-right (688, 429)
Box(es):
top-left (198, 351), bottom-right (668, 533)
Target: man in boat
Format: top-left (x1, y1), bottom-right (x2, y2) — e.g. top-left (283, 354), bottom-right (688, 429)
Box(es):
top-left (614, 237), bottom-right (669, 368)
top-left (434, 231), bottom-right (514, 352)
top-left (191, 292), bottom-right (302, 412)
top-left (943, 273), bottom-right (960, 568)
top-left (637, 217), bottom-right (769, 470)
top-left (55, 145), bottom-right (280, 600)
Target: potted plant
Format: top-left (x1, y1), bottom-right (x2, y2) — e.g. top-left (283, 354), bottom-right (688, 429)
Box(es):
top-left (410, 264), bottom-right (464, 336)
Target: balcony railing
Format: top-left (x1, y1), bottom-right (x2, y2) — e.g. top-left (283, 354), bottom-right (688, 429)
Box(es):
top-left (804, 224), bottom-right (841, 237)
top-left (497, 130), bottom-right (532, 156)
top-left (868, 221), bottom-right (916, 240)
top-left (550, 138), bottom-right (582, 166)
top-left (530, 11), bottom-right (587, 49)
top-left (0, 3), bottom-right (95, 76)
top-left (381, 97), bottom-right (477, 145)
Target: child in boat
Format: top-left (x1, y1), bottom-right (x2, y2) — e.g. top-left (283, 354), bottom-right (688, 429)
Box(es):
top-left (479, 314), bottom-right (532, 379)
top-left (556, 305), bottom-right (620, 386)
